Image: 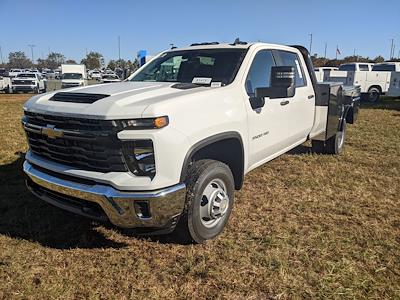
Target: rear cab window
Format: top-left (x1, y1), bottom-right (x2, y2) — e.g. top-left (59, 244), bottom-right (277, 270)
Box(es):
top-left (339, 64), bottom-right (356, 71)
top-left (359, 64), bottom-right (370, 71)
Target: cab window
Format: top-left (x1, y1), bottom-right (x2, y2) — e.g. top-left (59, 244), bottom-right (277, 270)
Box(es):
top-left (245, 50), bottom-right (275, 96)
top-left (273, 50), bottom-right (306, 87)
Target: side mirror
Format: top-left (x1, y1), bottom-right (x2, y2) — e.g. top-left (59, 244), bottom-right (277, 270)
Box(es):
top-left (255, 66), bottom-right (296, 99)
top-left (249, 96), bottom-right (265, 110)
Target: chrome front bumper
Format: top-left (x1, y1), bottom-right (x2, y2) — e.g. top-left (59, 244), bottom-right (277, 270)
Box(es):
top-left (23, 161), bottom-right (186, 229)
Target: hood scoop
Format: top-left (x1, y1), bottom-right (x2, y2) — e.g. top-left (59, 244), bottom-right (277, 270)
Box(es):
top-left (49, 92), bottom-right (109, 104)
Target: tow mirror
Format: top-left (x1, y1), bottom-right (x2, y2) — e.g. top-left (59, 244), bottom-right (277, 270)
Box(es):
top-left (255, 66), bottom-right (296, 99)
top-left (249, 96), bottom-right (265, 110)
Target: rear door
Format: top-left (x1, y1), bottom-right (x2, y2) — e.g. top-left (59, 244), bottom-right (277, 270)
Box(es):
top-left (272, 50), bottom-right (315, 145)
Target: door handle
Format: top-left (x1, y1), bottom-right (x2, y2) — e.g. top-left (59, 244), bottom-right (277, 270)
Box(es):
top-left (308, 95), bottom-right (314, 99)
top-left (280, 100), bottom-right (289, 106)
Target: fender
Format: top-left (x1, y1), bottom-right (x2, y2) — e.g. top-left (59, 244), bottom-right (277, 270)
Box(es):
top-left (179, 131), bottom-right (245, 189)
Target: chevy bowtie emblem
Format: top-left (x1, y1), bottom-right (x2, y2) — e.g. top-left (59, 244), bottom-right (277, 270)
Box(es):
top-left (42, 125), bottom-right (64, 139)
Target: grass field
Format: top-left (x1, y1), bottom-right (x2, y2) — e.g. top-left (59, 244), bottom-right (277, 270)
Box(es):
top-left (0, 94), bottom-right (399, 299)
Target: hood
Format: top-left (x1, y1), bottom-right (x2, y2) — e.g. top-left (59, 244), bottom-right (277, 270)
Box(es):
top-left (23, 81), bottom-right (211, 120)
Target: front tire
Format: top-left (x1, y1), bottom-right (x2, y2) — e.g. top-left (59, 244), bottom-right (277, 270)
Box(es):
top-left (174, 159), bottom-right (235, 243)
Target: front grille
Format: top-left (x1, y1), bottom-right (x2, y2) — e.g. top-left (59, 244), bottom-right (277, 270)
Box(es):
top-left (14, 80), bottom-right (34, 85)
top-left (50, 92), bottom-right (109, 103)
top-left (23, 111), bottom-right (128, 173)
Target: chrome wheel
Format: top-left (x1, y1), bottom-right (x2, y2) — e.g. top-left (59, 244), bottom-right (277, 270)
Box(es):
top-left (337, 122), bottom-right (346, 150)
top-left (199, 179), bottom-right (230, 228)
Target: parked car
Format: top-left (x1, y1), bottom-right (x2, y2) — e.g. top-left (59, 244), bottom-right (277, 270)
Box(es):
top-left (22, 42), bottom-right (360, 243)
top-left (90, 70), bottom-right (102, 80)
top-left (8, 69), bottom-right (22, 78)
top-left (12, 73), bottom-right (46, 93)
top-left (100, 74), bottom-right (121, 83)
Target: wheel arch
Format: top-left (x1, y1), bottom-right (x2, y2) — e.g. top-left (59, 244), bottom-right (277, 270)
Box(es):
top-left (368, 85), bottom-right (383, 94)
top-left (180, 132), bottom-right (245, 190)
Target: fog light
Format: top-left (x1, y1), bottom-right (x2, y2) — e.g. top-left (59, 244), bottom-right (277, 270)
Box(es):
top-left (122, 140), bottom-right (155, 177)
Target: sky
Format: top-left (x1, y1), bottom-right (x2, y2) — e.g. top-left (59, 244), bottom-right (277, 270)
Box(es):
top-left (1, 0), bottom-right (399, 64)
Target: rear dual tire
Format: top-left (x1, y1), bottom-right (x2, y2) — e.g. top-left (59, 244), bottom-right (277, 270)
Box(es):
top-left (174, 159), bottom-right (235, 243)
top-left (312, 121), bottom-right (347, 155)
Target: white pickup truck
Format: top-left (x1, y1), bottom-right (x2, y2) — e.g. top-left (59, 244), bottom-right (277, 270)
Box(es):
top-left (12, 73), bottom-right (46, 93)
top-left (22, 42), bottom-right (360, 243)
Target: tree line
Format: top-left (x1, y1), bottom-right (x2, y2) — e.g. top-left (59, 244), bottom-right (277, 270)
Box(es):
top-left (311, 54), bottom-right (399, 67)
top-left (2, 50), bottom-right (398, 71)
top-left (0, 51), bottom-right (140, 71)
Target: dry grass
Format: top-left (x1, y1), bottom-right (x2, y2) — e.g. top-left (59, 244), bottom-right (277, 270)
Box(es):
top-left (0, 93), bottom-right (399, 299)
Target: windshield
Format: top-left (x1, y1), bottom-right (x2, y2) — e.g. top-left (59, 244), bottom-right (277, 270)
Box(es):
top-left (130, 49), bottom-right (247, 85)
top-left (372, 64), bottom-right (395, 71)
top-left (17, 73), bottom-right (36, 78)
top-left (62, 73), bottom-right (83, 79)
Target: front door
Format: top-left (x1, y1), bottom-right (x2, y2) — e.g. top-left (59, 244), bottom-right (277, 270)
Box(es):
top-left (243, 49), bottom-right (293, 168)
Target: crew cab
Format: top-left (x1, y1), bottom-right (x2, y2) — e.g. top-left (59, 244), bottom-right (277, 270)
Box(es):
top-left (12, 73), bottom-right (46, 93)
top-left (22, 42), bottom-right (360, 243)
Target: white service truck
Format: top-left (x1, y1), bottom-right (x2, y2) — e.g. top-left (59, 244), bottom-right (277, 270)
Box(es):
top-left (61, 64), bottom-right (87, 88)
top-left (22, 42), bottom-right (360, 243)
top-left (12, 73), bottom-right (46, 93)
top-left (324, 62), bottom-right (400, 102)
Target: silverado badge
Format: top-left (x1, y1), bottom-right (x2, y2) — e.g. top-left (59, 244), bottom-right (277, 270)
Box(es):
top-left (42, 125), bottom-right (64, 139)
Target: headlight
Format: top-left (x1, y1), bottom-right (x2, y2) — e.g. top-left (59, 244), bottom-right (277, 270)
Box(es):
top-left (117, 116), bottom-right (169, 130)
top-left (122, 140), bottom-right (155, 176)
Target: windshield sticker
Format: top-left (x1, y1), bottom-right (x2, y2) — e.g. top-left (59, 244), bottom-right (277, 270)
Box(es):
top-left (211, 82), bottom-right (222, 88)
top-left (192, 77), bottom-right (212, 85)
top-left (295, 60), bottom-right (303, 78)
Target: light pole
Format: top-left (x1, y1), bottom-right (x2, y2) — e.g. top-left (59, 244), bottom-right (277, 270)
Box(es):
top-left (389, 39), bottom-right (394, 59)
top-left (308, 34), bottom-right (313, 54)
top-left (118, 36), bottom-right (121, 62)
top-left (0, 45), bottom-right (3, 64)
top-left (324, 42), bottom-right (327, 58)
top-left (28, 44), bottom-right (36, 64)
